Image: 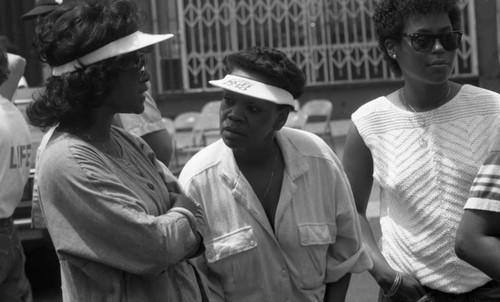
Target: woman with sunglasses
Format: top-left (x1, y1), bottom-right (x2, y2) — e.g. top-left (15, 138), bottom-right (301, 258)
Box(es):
top-left (26, 0), bottom-right (209, 300)
top-left (342, 0), bottom-right (500, 301)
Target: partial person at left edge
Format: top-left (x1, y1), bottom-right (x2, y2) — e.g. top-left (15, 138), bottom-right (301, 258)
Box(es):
top-left (25, 0), bottom-right (210, 300)
top-left (0, 36), bottom-right (27, 101)
top-left (0, 42), bottom-right (33, 301)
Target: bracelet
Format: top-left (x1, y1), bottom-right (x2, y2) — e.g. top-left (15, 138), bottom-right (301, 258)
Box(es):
top-left (383, 272), bottom-right (403, 297)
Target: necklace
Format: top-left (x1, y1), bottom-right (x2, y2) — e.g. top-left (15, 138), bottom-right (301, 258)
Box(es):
top-left (399, 83), bottom-right (451, 147)
top-left (400, 83), bottom-right (450, 113)
top-left (262, 146), bottom-right (278, 200)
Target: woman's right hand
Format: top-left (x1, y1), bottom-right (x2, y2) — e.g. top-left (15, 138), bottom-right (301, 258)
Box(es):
top-left (385, 273), bottom-right (427, 302)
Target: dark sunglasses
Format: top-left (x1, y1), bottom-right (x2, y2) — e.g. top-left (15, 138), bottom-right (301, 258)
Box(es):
top-left (118, 52), bottom-right (148, 80)
top-left (401, 31), bottom-right (462, 53)
top-left (134, 52), bottom-right (147, 80)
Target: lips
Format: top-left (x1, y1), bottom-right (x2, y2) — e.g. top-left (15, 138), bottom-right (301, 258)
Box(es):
top-left (428, 60), bottom-right (449, 66)
top-left (222, 126), bottom-right (245, 136)
top-left (137, 85), bottom-right (148, 99)
top-left (139, 85), bottom-right (148, 94)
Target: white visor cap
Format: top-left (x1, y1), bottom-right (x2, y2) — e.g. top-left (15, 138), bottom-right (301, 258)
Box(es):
top-left (52, 31), bottom-right (173, 76)
top-left (209, 74), bottom-right (295, 107)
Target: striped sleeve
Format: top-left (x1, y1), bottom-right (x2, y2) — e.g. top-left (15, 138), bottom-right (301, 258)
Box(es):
top-left (465, 151), bottom-right (500, 212)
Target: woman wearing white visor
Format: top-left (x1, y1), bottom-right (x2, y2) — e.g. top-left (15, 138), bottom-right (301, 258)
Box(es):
top-left (26, 0), bottom-right (209, 301)
top-left (179, 46), bottom-right (372, 301)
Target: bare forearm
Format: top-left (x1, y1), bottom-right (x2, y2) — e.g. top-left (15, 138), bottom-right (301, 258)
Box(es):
top-left (141, 129), bottom-right (173, 166)
top-left (456, 210), bottom-right (500, 281)
top-left (0, 53), bottom-right (26, 101)
top-left (456, 236), bottom-right (500, 281)
top-left (357, 214), bottom-right (395, 289)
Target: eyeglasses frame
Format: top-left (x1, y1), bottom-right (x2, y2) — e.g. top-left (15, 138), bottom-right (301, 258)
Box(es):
top-left (400, 30), bottom-right (463, 53)
top-left (134, 52), bottom-right (147, 80)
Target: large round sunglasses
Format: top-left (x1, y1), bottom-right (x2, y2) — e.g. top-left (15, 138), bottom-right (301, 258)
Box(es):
top-left (401, 31), bottom-right (462, 53)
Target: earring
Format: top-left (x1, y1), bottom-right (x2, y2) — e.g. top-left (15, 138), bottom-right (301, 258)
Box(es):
top-left (392, 54), bottom-right (397, 59)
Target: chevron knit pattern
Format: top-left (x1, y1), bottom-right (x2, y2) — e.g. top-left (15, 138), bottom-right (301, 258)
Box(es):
top-left (352, 84), bottom-right (500, 293)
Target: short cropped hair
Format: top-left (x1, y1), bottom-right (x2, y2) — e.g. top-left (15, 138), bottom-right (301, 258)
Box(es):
top-left (27, 0), bottom-right (143, 129)
top-left (373, 0), bottom-right (461, 76)
top-left (223, 46), bottom-right (306, 100)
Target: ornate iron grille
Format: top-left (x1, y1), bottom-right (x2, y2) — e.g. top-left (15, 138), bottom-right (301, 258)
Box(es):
top-left (156, 0), bottom-right (476, 92)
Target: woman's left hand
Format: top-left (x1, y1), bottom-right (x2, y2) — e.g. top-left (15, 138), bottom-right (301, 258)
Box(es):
top-left (170, 192), bottom-right (199, 215)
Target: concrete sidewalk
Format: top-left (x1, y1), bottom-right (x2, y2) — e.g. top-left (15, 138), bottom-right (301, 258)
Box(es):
top-left (346, 186), bottom-right (381, 302)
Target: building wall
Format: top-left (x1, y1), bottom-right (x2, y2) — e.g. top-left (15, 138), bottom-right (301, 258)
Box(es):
top-left (155, 0), bottom-right (494, 120)
top-left (476, 0), bottom-right (500, 93)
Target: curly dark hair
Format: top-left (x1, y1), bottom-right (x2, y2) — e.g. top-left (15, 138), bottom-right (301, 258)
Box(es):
top-left (27, 0), bottom-right (144, 129)
top-left (223, 46), bottom-right (306, 101)
top-left (0, 47), bottom-right (8, 86)
top-left (374, 0), bottom-right (461, 76)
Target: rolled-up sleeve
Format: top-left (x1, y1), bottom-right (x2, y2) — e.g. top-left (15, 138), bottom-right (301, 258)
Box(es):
top-left (325, 164), bottom-right (373, 282)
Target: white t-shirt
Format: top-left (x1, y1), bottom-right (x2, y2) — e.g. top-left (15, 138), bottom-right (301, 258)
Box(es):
top-left (351, 84), bottom-right (500, 293)
top-left (0, 97), bottom-right (32, 217)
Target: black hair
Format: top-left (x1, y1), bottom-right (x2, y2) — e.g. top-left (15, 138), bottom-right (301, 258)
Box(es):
top-left (373, 0), bottom-right (461, 76)
top-left (27, 0), bottom-right (143, 129)
top-left (223, 46), bottom-right (306, 101)
top-left (0, 47), bottom-right (8, 85)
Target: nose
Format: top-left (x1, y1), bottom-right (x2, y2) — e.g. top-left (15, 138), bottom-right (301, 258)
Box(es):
top-left (227, 103), bottom-right (245, 122)
top-left (432, 38), bottom-right (445, 53)
top-left (139, 67), bottom-right (150, 82)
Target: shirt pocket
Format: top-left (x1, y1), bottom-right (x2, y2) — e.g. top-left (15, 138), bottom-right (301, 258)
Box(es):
top-left (205, 226), bottom-right (263, 293)
top-left (297, 223), bottom-right (337, 289)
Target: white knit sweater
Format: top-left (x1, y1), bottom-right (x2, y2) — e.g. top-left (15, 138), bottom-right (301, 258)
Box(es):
top-left (352, 84), bottom-right (500, 293)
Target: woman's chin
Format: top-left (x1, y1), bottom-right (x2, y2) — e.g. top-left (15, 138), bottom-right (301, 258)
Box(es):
top-left (222, 136), bottom-right (242, 149)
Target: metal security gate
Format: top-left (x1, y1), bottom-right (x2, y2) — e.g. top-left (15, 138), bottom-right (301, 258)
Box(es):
top-left (154, 0), bottom-right (477, 93)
